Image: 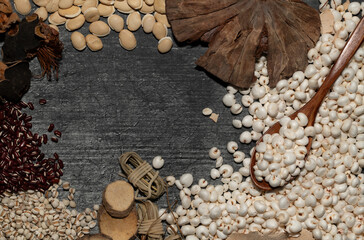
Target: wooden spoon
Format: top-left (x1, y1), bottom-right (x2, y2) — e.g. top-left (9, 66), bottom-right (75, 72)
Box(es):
top-left (250, 17), bottom-right (364, 191)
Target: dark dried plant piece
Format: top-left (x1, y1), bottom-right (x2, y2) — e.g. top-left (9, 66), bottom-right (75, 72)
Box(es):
top-left (0, 62), bottom-right (31, 102)
top-left (0, 0), bottom-right (19, 33)
top-left (166, 0), bottom-right (321, 88)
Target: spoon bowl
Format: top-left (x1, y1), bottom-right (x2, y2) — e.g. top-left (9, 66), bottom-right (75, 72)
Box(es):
top-left (250, 17), bottom-right (364, 191)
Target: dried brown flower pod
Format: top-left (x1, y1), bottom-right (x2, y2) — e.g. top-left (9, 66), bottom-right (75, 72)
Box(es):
top-left (0, 0), bottom-right (19, 33)
top-left (166, 0), bottom-right (321, 88)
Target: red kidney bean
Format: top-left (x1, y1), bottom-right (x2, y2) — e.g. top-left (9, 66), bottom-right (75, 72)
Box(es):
top-left (51, 137), bottom-right (58, 143)
top-left (54, 130), bottom-right (62, 138)
top-left (48, 123), bottom-right (54, 132)
top-left (39, 99), bottom-right (47, 105)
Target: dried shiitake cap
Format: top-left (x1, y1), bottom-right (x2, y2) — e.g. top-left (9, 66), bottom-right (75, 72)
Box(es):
top-left (81, 0), bottom-right (98, 13)
top-left (126, 12), bottom-right (141, 31)
top-left (46, 0), bottom-right (60, 13)
top-left (34, 7), bottom-right (48, 21)
top-left (102, 180), bottom-right (135, 218)
top-left (144, 0), bottom-right (153, 5)
top-left (34, 0), bottom-right (49, 7)
top-left (141, 13), bottom-right (155, 33)
top-left (119, 29), bottom-right (136, 50)
top-left (58, 6), bottom-right (81, 18)
top-left (49, 11), bottom-right (67, 25)
top-left (14, 0), bottom-right (32, 15)
top-left (107, 14), bottom-right (124, 32)
top-left (158, 36), bottom-right (172, 53)
top-left (100, 0), bottom-right (114, 5)
top-left (65, 14), bottom-right (85, 31)
top-left (79, 233), bottom-right (112, 240)
top-left (59, 0), bottom-right (74, 9)
top-left (152, 22), bottom-right (167, 40)
top-left (154, 0), bottom-right (165, 14)
top-left (97, 4), bottom-right (115, 17)
top-left (71, 31), bottom-right (86, 51)
top-left (127, 0), bottom-right (142, 10)
top-left (74, 0), bottom-right (86, 5)
top-left (114, 0), bottom-right (133, 13)
top-left (89, 21), bottom-right (110, 37)
top-left (86, 34), bottom-right (103, 51)
top-left (98, 206), bottom-right (138, 240)
top-left (154, 12), bottom-right (170, 27)
top-left (140, 1), bottom-right (154, 14)
top-left (84, 7), bottom-right (100, 22)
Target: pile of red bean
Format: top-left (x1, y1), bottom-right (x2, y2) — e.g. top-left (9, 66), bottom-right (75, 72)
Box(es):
top-left (0, 101), bottom-right (63, 194)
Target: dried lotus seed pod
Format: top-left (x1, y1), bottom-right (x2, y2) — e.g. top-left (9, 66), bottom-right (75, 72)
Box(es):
top-left (127, 12), bottom-right (141, 31)
top-left (89, 21), bottom-right (111, 37)
top-left (86, 34), bottom-right (103, 51)
top-left (71, 32), bottom-right (86, 51)
top-left (58, 6), bottom-right (81, 18)
top-left (107, 15), bottom-right (124, 32)
top-left (84, 7), bottom-right (100, 22)
top-left (97, 4), bottom-right (115, 17)
top-left (119, 29), bottom-right (137, 50)
top-left (58, 0), bottom-right (74, 9)
top-left (141, 14), bottom-right (155, 33)
top-left (65, 14), bottom-right (85, 31)
top-left (14, 0), bottom-right (32, 15)
top-left (158, 36), bottom-right (172, 53)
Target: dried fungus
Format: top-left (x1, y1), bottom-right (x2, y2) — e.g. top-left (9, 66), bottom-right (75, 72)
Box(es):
top-left (166, 0), bottom-right (321, 88)
top-left (0, 0), bottom-right (20, 33)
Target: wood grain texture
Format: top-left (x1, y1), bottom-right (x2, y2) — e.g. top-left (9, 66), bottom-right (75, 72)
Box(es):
top-left (18, 0), bottom-right (319, 234)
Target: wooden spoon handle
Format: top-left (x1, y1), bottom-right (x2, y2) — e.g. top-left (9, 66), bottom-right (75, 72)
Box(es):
top-left (312, 17), bottom-right (364, 105)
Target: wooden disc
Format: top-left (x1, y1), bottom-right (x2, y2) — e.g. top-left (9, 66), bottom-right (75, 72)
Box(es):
top-left (102, 180), bottom-right (135, 218)
top-left (79, 233), bottom-right (112, 240)
top-left (98, 205), bottom-right (138, 240)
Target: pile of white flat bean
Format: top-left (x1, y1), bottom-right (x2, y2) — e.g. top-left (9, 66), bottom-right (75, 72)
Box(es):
top-left (13, 0), bottom-right (173, 53)
top-left (162, 1), bottom-right (364, 239)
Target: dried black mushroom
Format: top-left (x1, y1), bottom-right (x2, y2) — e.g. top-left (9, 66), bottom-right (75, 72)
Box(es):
top-left (166, 0), bottom-right (321, 88)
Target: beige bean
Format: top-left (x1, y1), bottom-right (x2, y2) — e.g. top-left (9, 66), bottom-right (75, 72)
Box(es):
top-left (81, 0), bottom-right (98, 13)
top-left (65, 14), bottom-right (85, 31)
top-left (34, 7), bottom-right (48, 21)
top-left (99, 0), bottom-right (114, 5)
top-left (114, 0), bottom-right (133, 13)
top-left (46, 0), bottom-right (60, 13)
top-left (154, 0), bottom-right (165, 14)
top-left (154, 12), bottom-right (170, 28)
top-left (84, 7), bottom-right (100, 22)
top-left (48, 11), bottom-right (67, 25)
top-left (157, 36), bottom-right (172, 53)
top-left (14, 0), bottom-right (32, 15)
top-left (97, 4), bottom-right (115, 17)
top-left (152, 22), bottom-right (167, 40)
top-left (49, 24), bottom-right (59, 32)
top-left (58, 0), bottom-right (74, 9)
top-left (119, 29), bottom-right (136, 50)
top-left (33, 0), bottom-right (49, 7)
top-left (126, 11), bottom-right (141, 31)
top-left (71, 32), bottom-right (86, 51)
top-left (141, 13), bottom-right (155, 33)
top-left (107, 14), bottom-right (124, 32)
top-left (58, 6), bottom-right (81, 18)
top-left (86, 34), bottom-right (103, 51)
top-left (74, 0), bottom-right (86, 5)
top-left (139, 1), bottom-right (154, 14)
top-left (89, 21), bottom-right (110, 37)
top-left (127, 0), bottom-right (142, 10)
top-left (144, 0), bottom-right (153, 5)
